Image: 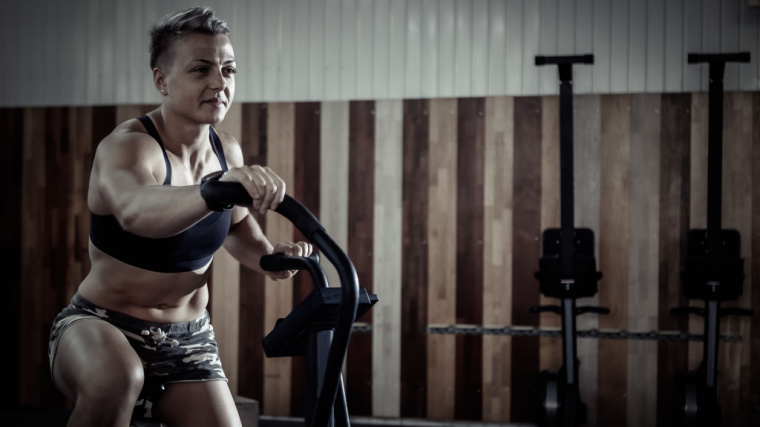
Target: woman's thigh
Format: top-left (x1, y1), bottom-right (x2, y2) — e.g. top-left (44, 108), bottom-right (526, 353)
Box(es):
top-left (155, 380), bottom-right (241, 427)
top-left (52, 318), bottom-right (144, 402)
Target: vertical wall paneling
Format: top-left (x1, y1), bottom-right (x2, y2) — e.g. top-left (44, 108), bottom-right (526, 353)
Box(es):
top-left (504, 0), bottom-right (524, 95)
top-left (405, 0), bottom-right (423, 100)
top-left (421, 0), bottom-right (440, 99)
top-left (263, 0), bottom-right (282, 102)
top-left (291, 101), bottom-right (322, 415)
top-left (309, 0), bottom-right (326, 101)
top-left (656, 93), bottom-right (691, 427)
top-left (400, 99), bottom-right (429, 418)
top-left (592, 1), bottom-right (612, 93)
top-left (739, 2), bottom-right (760, 91)
top-left (701, 0), bottom-right (722, 90)
top-left (279, 0), bottom-right (296, 101)
top-left (320, 102), bottom-right (350, 289)
top-left (665, 0), bottom-right (686, 93)
top-left (628, 0), bottom-right (648, 93)
top-left (340, 0), bottom-right (358, 100)
top-left (721, 0), bottom-right (742, 90)
top-left (237, 103), bottom-right (268, 404)
top-left (388, 0), bottom-right (406, 99)
top-left (372, 99), bottom-right (403, 417)
top-left (610, 0), bottom-right (630, 94)
top-left (454, 1), bottom-right (474, 97)
top-left (262, 102), bottom-right (295, 415)
top-left (7, 0), bottom-right (760, 107)
top-left (538, 0), bottom-right (560, 95)
top-left (626, 94), bottom-right (661, 427)
top-left (210, 103), bottom-right (243, 395)
top-left (522, 1), bottom-right (541, 95)
top-left (243, 0), bottom-right (266, 101)
top-left (574, 0), bottom-right (595, 93)
top-left (683, 0), bottom-right (704, 93)
top-left (366, 0), bottom-right (384, 99)
top-left (597, 95), bottom-right (631, 426)
top-left (487, 1), bottom-right (507, 97)
top-left (20, 108), bottom-right (49, 406)
top-left (718, 92), bottom-right (753, 425)
top-left (558, 0), bottom-right (575, 56)
top-left (426, 98), bottom-right (458, 420)
top-left (1, 108), bottom-right (23, 408)
top-left (751, 92), bottom-right (760, 413)
top-left (324, 0), bottom-right (343, 101)
top-left (538, 96), bottom-right (562, 373)
top-left (437, 0), bottom-right (456, 97)
top-left (573, 95), bottom-right (601, 427)
top-left (471, 1), bottom-right (489, 97)
top-left (688, 93), bottom-right (709, 371)
top-left (346, 100), bottom-right (375, 415)
top-left (454, 98), bottom-right (485, 420)
top-left (481, 96), bottom-right (514, 422)
top-left (647, 0), bottom-right (667, 93)
top-left (292, 0), bottom-right (311, 100)
top-left (509, 97), bottom-right (542, 424)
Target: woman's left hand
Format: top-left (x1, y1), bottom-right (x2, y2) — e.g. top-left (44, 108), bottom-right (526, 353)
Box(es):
top-left (266, 241), bottom-right (313, 280)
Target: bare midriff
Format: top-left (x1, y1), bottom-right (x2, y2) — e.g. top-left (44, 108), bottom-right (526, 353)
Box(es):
top-left (77, 241), bottom-right (212, 323)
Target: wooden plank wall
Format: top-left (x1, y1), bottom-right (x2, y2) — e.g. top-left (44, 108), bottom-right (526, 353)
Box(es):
top-left (6, 92), bottom-right (760, 426)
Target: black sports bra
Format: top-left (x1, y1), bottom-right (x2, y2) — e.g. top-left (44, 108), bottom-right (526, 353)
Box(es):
top-left (89, 116), bottom-right (232, 273)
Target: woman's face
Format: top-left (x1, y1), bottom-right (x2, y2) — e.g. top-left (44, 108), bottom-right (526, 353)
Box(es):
top-left (158, 33), bottom-right (236, 125)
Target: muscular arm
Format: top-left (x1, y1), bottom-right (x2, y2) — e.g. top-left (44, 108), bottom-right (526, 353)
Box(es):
top-left (90, 130), bottom-right (211, 239)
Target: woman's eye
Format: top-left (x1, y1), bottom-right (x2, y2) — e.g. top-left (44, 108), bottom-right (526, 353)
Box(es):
top-left (193, 67), bottom-right (208, 73)
top-left (224, 67), bottom-right (236, 75)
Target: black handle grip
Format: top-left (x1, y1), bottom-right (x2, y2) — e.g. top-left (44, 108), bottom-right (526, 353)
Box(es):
top-left (535, 54), bottom-right (594, 66)
top-left (720, 307), bottom-right (754, 318)
top-left (671, 306), bottom-right (705, 317)
top-left (260, 252), bottom-right (320, 272)
top-left (199, 180), bottom-right (326, 239)
top-left (576, 306), bottom-right (610, 315)
top-left (687, 52), bottom-right (750, 64)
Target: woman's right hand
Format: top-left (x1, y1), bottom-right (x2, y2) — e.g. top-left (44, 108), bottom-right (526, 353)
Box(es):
top-left (219, 165), bottom-right (286, 215)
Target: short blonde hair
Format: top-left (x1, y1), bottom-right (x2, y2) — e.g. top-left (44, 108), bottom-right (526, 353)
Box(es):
top-left (149, 7), bottom-right (230, 70)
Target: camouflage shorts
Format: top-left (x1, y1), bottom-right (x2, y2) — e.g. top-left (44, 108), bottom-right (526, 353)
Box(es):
top-left (48, 293), bottom-right (227, 425)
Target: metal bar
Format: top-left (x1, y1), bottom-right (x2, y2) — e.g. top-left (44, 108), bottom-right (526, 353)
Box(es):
top-left (427, 324), bottom-right (743, 342)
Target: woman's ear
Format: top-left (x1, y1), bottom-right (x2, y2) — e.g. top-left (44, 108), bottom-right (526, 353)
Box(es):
top-left (153, 67), bottom-right (167, 95)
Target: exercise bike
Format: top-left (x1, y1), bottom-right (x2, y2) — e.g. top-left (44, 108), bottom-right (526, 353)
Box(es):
top-left (530, 54), bottom-right (608, 427)
top-left (670, 52), bottom-right (753, 427)
top-left (202, 181), bottom-right (378, 427)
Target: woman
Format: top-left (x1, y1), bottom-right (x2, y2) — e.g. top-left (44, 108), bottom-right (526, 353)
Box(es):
top-left (47, 7), bottom-right (309, 426)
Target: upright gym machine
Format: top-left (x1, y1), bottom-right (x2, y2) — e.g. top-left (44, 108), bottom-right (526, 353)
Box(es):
top-left (531, 54), bottom-right (609, 427)
top-left (201, 181), bottom-right (378, 427)
top-left (670, 52), bottom-right (753, 427)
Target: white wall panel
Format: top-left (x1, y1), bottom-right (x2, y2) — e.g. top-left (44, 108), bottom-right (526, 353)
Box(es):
top-left (421, 0), bottom-right (440, 98)
top-left (471, 0), bottom-right (489, 97)
top-left (2, 0), bottom-right (759, 107)
top-left (522, 0), bottom-right (541, 95)
top-left (665, 0), bottom-right (685, 92)
top-left (739, 1), bottom-right (760, 90)
top-left (593, 0), bottom-right (613, 93)
top-left (539, 0), bottom-right (559, 95)
top-left (647, 0), bottom-right (666, 93)
top-left (629, 0), bottom-right (648, 93)
top-left (574, 0), bottom-right (595, 93)
top-left (455, 0), bottom-right (474, 96)
top-left (487, 0), bottom-right (507, 96)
